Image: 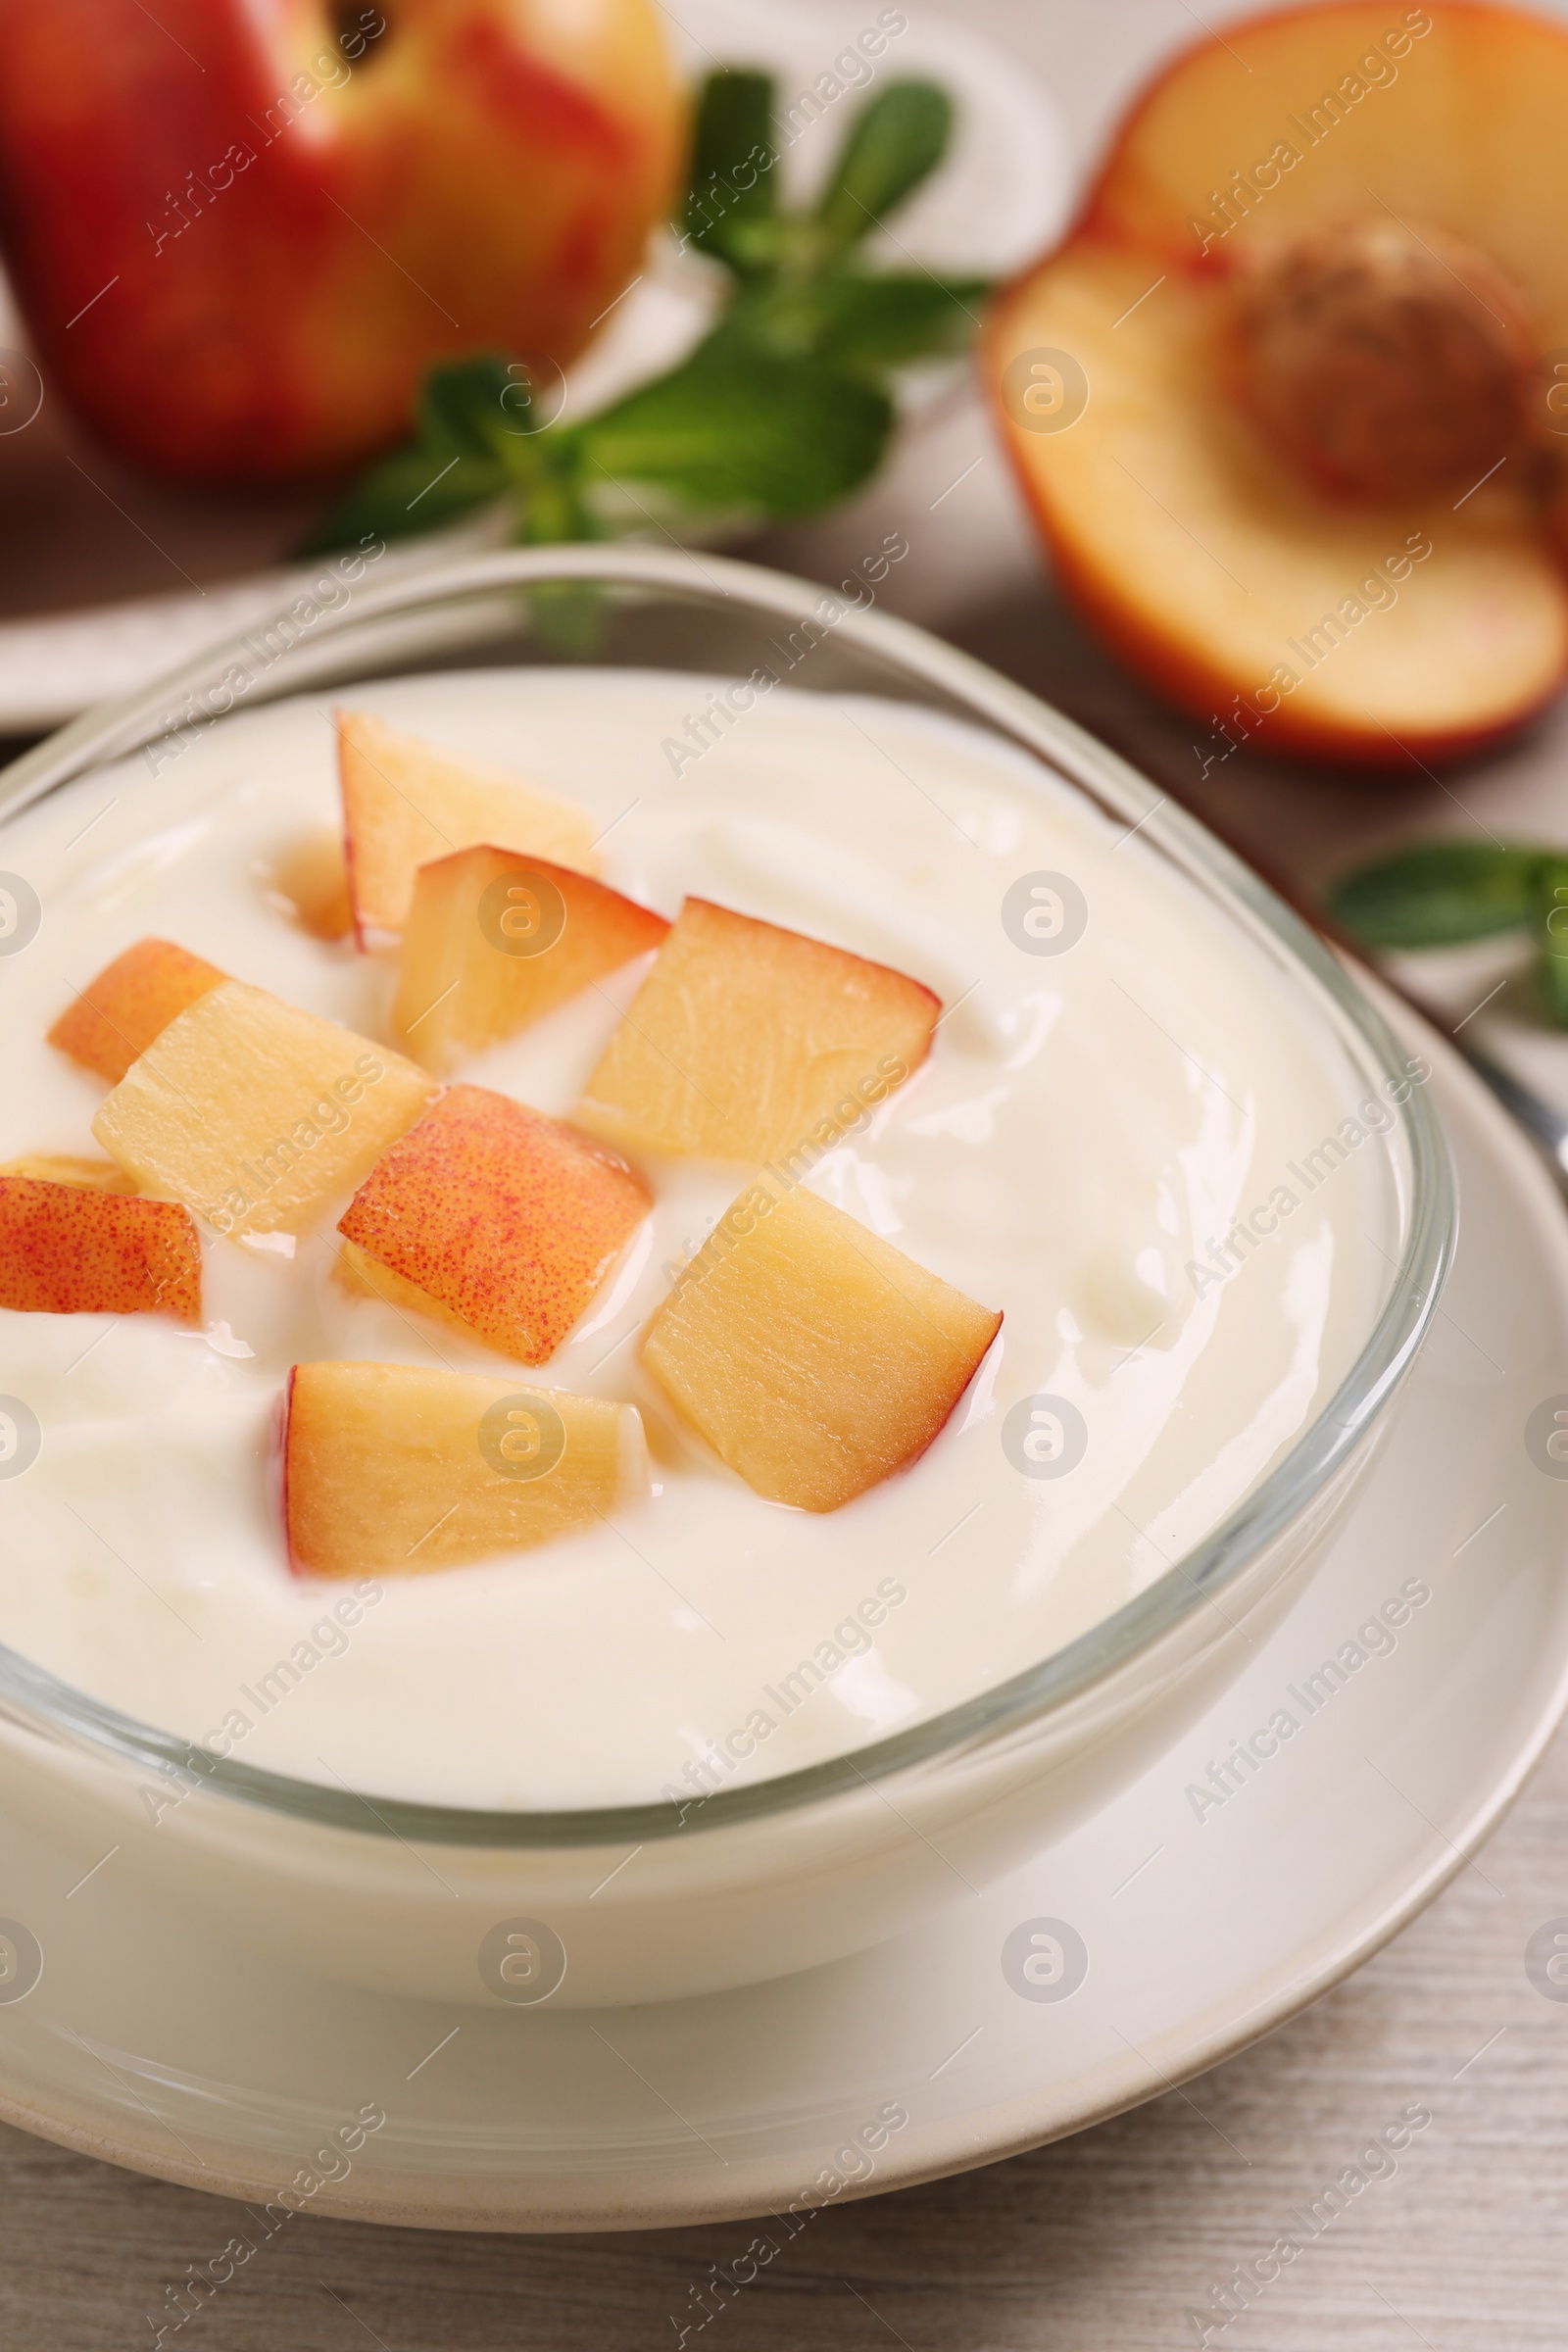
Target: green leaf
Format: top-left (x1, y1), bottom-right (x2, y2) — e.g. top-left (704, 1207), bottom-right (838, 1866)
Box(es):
top-left (680, 71), bottom-right (778, 270)
top-left (1534, 858), bottom-right (1568, 1025)
top-left (299, 445), bottom-right (506, 556)
top-left (574, 340), bottom-right (893, 519)
top-left (813, 80), bottom-right (955, 251)
top-left (1536, 944), bottom-right (1568, 1026)
top-left (807, 271), bottom-right (989, 368)
top-left (298, 351), bottom-right (533, 554)
top-left (515, 453), bottom-right (596, 546)
top-left (1324, 841), bottom-right (1548, 948)
top-left (724, 270), bottom-right (989, 369)
top-left (417, 351), bottom-right (520, 456)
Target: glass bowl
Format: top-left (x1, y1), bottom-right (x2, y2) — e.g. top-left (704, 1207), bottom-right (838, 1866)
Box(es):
top-left (0, 545), bottom-right (1453, 2006)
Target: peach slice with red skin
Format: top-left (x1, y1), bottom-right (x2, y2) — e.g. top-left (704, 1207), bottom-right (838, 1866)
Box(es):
top-left (92, 981), bottom-right (437, 1239)
top-left (0, 1175), bottom-right (201, 1320)
top-left (48, 938), bottom-right (226, 1084)
top-left (281, 1361), bottom-right (647, 1578)
top-left (337, 710), bottom-right (601, 943)
top-left (642, 1176), bottom-right (1002, 1512)
top-left (984, 1), bottom-right (1568, 763)
top-left (333, 1240), bottom-right (491, 1346)
top-left (337, 1084), bottom-right (651, 1364)
top-left (575, 898), bottom-right (940, 1162)
top-left (392, 845), bottom-right (669, 1074)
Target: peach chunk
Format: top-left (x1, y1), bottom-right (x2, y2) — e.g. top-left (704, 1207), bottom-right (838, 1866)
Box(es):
top-left (392, 846), bottom-right (669, 1073)
top-left (338, 1084), bottom-right (649, 1363)
top-left (47, 938), bottom-right (226, 1084)
top-left (92, 981), bottom-right (436, 1239)
top-left (643, 1179), bottom-right (1001, 1511)
top-left (333, 1238), bottom-right (477, 1332)
top-left (337, 710), bottom-right (601, 942)
top-left (259, 828), bottom-right (354, 942)
top-left (0, 1154), bottom-right (134, 1193)
top-left (575, 899), bottom-right (940, 1162)
top-left (0, 1176), bottom-right (200, 1321)
top-left (282, 1360), bottom-right (647, 1577)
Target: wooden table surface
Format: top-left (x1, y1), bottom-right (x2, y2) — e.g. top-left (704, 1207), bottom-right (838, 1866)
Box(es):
top-left (7, 3), bottom-right (1568, 2343)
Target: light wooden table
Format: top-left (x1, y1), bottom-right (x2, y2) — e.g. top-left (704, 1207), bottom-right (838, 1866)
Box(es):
top-left (7, 3), bottom-right (1568, 2343)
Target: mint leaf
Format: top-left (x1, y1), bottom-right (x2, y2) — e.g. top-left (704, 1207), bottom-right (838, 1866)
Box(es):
top-left (1535, 859), bottom-right (1568, 1025)
top-left (417, 352), bottom-right (519, 456)
top-left (299, 443), bottom-right (506, 555)
top-left (726, 270), bottom-right (989, 370)
top-left (1325, 842), bottom-right (1547, 947)
top-left (301, 351), bottom-right (529, 553)
top-left (814, 81), bottom-right (955, 252)
top-left (681, 71), bottom-right (778, 271)
top-left (807, 271), bottom-right (988, 367)
top-left (574, 340), bottom-right (892, 518)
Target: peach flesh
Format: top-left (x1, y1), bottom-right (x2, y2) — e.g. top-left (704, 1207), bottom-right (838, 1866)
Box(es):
top-left (338, 1085), bottom-right (650, 1363)
top-left (0, 1176), bottom-right (202, 1320)
top-left (282, 1360), bottom-right (647, 1578)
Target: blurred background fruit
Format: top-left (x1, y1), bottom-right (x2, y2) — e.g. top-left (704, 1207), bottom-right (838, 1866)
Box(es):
top-left (0, 0), bottom-right (684, 480)
top-left (0, 2), bottom-right (1065, 728)
top-left (985, 1), bottom-right (1568, 764)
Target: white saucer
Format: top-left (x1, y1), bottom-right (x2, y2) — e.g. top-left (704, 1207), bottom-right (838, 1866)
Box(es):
top-left (1, 1027), bottom-right (1566, 2230)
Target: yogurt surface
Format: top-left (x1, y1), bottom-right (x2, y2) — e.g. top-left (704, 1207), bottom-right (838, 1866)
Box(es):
top-left (0, 669), bottom-right (1403, 1808)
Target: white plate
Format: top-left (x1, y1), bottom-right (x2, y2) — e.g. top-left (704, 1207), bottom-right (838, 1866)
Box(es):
top-left (0, 0), bottom-right (1069, 733)
top-left (0, 1021), bottom-right (1563, 2230)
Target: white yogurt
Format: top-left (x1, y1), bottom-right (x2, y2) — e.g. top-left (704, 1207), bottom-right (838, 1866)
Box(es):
top-left (0, 671), bottom-right (1402, 1809)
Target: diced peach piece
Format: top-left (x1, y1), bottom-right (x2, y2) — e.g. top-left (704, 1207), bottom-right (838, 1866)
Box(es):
top-left (333, 1238), bottom-right (481, 1343)
top-left (47, 938), bottom-right (226, 1084)
top-left (643, 1178), bottom-right (1001, 1511)
top-left (575, 899), bottom-right (940, 1162)
top-left (0, 1176), bottom-right (200, 1321)
top-left (392, 845), bottom-right (669, 1074)
top-left (0, 1154), bottom-right (134, 1193)
top-left (259, 828), bottom-right (354, 941)
top-left (92, 981), bottom-right (436, 1239)
top-left (282, 1360), bottom-right (647, 1577)
top-left (337, 710), bottom-right (601, 942)
top-left (338, 1084), bottom-right (649, 1363)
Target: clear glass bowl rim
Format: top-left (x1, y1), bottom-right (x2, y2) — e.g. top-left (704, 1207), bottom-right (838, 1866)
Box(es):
top-left (0, 543), bottom-right (1456, 1848)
